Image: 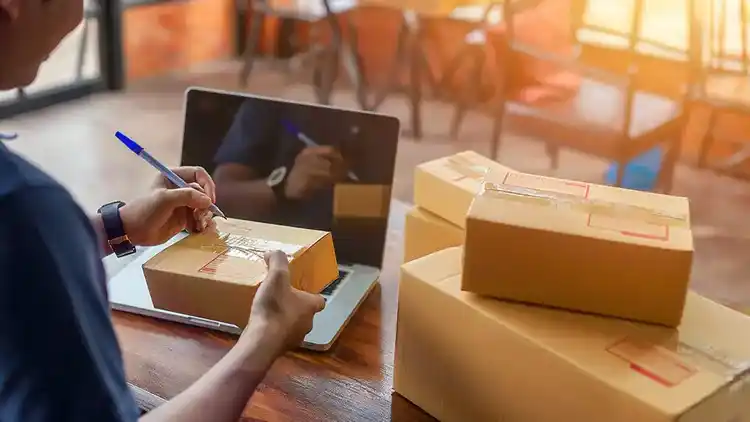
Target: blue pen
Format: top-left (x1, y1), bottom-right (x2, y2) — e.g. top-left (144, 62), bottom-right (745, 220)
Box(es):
top-left (115, 131), bottom-right (227, 219)
top-left (280, 120), bottom-right (360, 182)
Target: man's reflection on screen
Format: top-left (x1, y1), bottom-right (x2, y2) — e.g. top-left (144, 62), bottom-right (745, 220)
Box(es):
top-left (212, 99), bottom-right (357, 232)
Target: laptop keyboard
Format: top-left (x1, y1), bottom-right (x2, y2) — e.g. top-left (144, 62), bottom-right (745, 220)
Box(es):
top-left (320, 269), bottom-right (350, 299)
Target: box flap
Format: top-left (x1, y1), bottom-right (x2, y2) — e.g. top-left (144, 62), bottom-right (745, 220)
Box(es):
top-left (404, 247), bottom-right (750, 417)
top-left (417, 151), bottom-right (507, 196)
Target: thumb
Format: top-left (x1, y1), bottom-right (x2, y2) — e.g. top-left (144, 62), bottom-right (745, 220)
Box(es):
top-left (263, 250), bottom-right (290, 285)
top-left (160, 188), bottom-right (212, 210)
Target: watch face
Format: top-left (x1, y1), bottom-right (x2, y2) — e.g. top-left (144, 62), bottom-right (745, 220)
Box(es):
top-left (267, 166), bottom-right (288, 187)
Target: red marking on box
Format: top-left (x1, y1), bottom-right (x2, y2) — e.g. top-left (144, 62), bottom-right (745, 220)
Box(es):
top-left (198, 251), bottom-right (228, 274)
top-left (587, 213), bottom-right (670, 241)
top-left (607, 338), bottom-right (696, 387)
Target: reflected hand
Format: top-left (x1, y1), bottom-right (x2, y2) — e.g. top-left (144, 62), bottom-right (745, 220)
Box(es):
top-left (284, 146), bottom-right (347, 200)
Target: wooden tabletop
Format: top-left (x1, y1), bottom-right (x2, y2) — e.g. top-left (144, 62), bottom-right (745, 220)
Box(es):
top-left (113, 199), bottom-right (437, 421)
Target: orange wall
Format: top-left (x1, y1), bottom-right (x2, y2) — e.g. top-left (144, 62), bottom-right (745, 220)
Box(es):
top-left (123, 0), bottom-right (235, 80)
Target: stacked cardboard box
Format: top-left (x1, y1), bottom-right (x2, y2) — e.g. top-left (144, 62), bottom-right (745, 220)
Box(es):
top-left (396, 152), bottom-right (750, 421)
top-left (404, 151), bottom-right (515, 262)
top-left (463, 167), bottom-right (694, 327)
top-left (396, 247), bottom-right (750, 422)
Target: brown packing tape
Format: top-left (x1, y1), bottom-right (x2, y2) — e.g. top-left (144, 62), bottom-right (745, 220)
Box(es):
top-left (444, 155), bottom-right (490, 181)
top-left (480, 182), bottom-right (690, 229)
top-left (333, 184), bottom-right (391, 219)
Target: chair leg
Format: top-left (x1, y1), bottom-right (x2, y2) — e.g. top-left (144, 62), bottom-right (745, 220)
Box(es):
top-left (546, 144), bottom-right (560, 170)
top-left (659, 137), bottom-right (682, 193)
top-left (490, 102), bottom-right (506, 159)
top-left (698, 109), bottom-right (718, 168)
top-left (314, 45), bottom-right (339, 105)
top-left (341, 20), bottom-right (370, 110)
top-left (615, 159), bottom-right (626, 187)
top-left (450, 47), bottom-right (484, 140)
top-left (239, 10), bottom-right (264, 87)
top-left (408, 36), bottom-right (423, 140)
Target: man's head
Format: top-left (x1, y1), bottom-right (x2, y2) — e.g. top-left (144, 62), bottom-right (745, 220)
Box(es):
top-left (0, 0), bottom-right (83, 90)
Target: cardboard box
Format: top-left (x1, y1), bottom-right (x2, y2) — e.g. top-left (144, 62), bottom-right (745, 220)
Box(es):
top-left (404, 206), bottom-right (464, 262)
top-left (333, 183), bottom-right (391, 219)
top-left (396, 247), bottom-right (750, 422)
top-left (143, 218), bottom-right (338, 328)
top-left (414, 150), bottom-right (515, 228)
top-left (463, 169), bottom-right (694, 327)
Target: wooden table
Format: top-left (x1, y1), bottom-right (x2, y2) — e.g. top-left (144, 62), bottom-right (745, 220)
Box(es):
top-left (113, 199), bottom-right (436, 421)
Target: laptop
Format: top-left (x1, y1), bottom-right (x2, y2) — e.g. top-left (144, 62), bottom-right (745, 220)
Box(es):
top-left (105, 87), bottom-right (400, 351)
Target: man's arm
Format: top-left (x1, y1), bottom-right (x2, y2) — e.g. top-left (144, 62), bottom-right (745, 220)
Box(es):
top-left (212, 100), bottom-right (280, 219)
top-left (142, 250), bottom-right (324, 422)
top-left (91, 213), bottom-right (114, 257)
top-left (140, 324), bottom-right (284, 422)
top-left (213, 163), bottom-right (277, 220)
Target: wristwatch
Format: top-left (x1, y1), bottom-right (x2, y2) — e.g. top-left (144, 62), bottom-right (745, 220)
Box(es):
top-left (97, 201), bottom-right (137, 258)
top-left (266, 166), bottom-right (289, 201)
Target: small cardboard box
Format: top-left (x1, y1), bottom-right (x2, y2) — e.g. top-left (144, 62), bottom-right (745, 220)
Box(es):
top-left (414, 151), bottom-right (515, 228)
top-left (143, 218), bottom-right (338, 329)
top-left (404, 206), bottom-right (464, 262)
top-left (396, 247), bottom-right (750, 422)
top-left (463, 169), bottom-right (693, 327)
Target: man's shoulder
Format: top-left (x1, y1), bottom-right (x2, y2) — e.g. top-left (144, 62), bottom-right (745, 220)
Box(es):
top-left (0, 144), bottom-right (63, 199)
top-left (0, 145), bottom-right (95, 257)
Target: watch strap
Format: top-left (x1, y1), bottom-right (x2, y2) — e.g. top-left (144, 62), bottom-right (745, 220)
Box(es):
top-left (268, 166), bottom-right (289, 202)
top-left (98, 201), bottom-right (136, 258)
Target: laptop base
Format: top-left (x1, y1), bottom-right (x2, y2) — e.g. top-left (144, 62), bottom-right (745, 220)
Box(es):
top-left (104, 234), bottom-right (378, 351)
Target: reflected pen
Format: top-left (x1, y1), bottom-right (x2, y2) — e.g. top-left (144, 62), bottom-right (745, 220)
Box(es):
top-left (280, 120), bottom-right (360, 182)
top-left (114, 131), bottom-right (227, 219)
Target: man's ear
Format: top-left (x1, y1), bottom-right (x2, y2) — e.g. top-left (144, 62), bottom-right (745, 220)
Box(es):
top-left (0, 0), bottom-right (20, 20)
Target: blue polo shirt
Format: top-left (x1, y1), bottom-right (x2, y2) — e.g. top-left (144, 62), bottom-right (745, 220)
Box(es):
top-left (0, 142), bottom-right (139, 421)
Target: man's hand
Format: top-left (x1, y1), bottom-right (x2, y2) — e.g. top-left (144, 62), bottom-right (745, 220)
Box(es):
top-left (284, 146), bottom-right (347, 200)
top-left (140, 249), bottom-right (324, 422)
top-left (120, 166), bottom-right (218, 246)
top-left (243, 250), bottom-right (326, 351)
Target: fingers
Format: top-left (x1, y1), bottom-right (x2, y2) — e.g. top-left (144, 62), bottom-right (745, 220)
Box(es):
top-left (160, 187), bottom-right (212, 210)
top-left (310, 293), bottom-right (326, 313)
top-left (189, 182), bottom-right (205, 194)
top-left (263, 250), bottom-right (290, 284)
top-left (189, 208), bottom-right (213, 233)
top-left (167, 166), bottom-right (217, 203)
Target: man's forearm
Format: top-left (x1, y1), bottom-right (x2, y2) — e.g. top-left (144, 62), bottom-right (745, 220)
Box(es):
top-left (89, 214), bottom-right (113, 257)
top-left (140, 324), bottom-right (285, 422)
top-left (215, 180), bottom-right (277, 221)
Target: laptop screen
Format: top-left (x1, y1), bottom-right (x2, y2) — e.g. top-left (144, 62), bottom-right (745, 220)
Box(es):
top-left (180, 88), bottom-right (400, 269)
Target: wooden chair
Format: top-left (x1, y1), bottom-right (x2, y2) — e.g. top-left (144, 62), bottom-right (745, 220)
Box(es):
top-left (449, 0), bottom-right (543, 140)
top-left (695, 0), bottom-right (750, 179)
top-left (461, 0), bottom-right (699, 193)
top-left (238, 0), bottom-right (368, 108)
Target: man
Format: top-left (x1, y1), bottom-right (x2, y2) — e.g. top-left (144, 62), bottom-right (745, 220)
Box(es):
top-left (0, 1), bottom-right (324, 421)
top-left (212, 98), bottom-right (352, 231)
